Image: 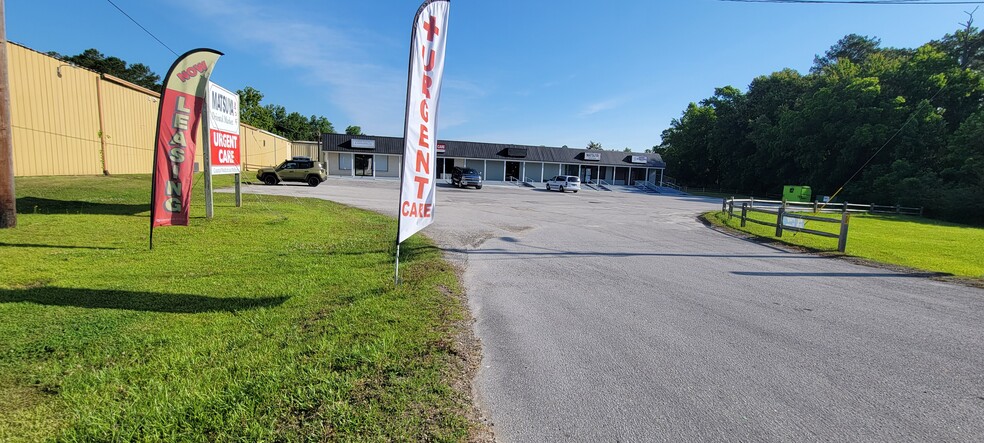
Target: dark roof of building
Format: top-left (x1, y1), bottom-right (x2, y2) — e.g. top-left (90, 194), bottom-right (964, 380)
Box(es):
top-left (321, 133), bottom-right (665, 168)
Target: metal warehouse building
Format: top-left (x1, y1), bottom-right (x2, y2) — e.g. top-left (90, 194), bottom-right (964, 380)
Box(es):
top-left (321, 134), bottom-right (666, 186)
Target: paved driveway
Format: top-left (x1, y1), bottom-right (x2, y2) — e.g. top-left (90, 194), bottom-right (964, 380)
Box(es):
top-left (242, 178), bottom-right (984, 442)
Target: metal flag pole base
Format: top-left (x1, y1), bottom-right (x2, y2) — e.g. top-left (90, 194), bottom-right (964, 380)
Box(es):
top-left (394, 243), bottom-right (401, 286)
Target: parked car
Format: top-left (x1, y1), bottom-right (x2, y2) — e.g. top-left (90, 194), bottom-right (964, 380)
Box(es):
top-left (256, 156), bottom-right (327, 187)
top-left (546, 175), bottom-right (581, 193)
top-left (451, 166), bottom-right (483, 189)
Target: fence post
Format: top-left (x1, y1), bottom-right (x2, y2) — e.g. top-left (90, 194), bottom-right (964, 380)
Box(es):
top-left (722, 197), bottom-right (727, 213)
top-left (838, 212), bottom-right (850, 253)
top-left (919, 207), bottom-right (924, 217)
top-left (750, 196), bottom-right (755, 208)
top-left (869, 203), bottom-right (875, 213)
top-left (842, 200), bottom-right (848, 214)
top-left (741, 203), bottom-right (747, 227)
top-left (895, 203), bottom-right (900, 214)
top-left (728, 199), bottom-right (734, 219)
top-left (813, 200), bottom-right (819, 213)
top-left (775, 203), bottom-right (785, 237)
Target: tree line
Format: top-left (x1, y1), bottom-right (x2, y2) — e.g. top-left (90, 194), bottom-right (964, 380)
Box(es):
top-left (658, 27), bottom-right (984, 224)
top-left (48, 49), bottom-right (354, 142)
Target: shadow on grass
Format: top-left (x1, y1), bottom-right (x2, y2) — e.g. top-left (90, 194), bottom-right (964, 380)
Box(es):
top-left (0, 242), bottom-right (118, 250)
top-left (731, 271), bottom-right (944, 278)
top-left (16, 197), bottom-right (147, 216)
top-left (0, 287), bottom-right (289, 313)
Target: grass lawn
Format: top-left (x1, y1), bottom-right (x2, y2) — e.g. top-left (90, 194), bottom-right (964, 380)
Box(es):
top-left (707, 209), bottom-right (984, 280)
top-left (0, 175), bottom-right (477, 441)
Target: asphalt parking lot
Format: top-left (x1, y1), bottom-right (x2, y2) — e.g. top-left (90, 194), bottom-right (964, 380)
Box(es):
top-left (243, 178), bottom-right (984, 442)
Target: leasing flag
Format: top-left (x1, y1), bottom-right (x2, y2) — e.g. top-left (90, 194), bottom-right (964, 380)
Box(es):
top-left (398, 0), bottom-right (450, 244)
top-left (150, 49), bottom-right (222, 242)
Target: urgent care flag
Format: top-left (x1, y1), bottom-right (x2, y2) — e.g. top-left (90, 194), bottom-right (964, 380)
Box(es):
top-left (150, 48), bottom-right (222, 238)
top-left (397, 0), bottom-right (450, 244)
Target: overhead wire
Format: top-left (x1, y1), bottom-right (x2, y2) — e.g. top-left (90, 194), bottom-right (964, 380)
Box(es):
top-left (104, 0), bottom-right (179, 57)
top-left (721, 1), bottom-right (984, 5)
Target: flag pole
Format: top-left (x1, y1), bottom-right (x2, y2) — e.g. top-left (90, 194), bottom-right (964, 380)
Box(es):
top-left (395, 243), bottom-right (401, 286)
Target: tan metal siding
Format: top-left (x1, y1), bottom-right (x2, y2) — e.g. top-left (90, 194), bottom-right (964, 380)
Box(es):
top-left (9, 43), bottom-right (294, 177)
top-left (99, 78), bottom-right (159, 174)
top-left (9, 44), bottom-right (102, 176)
top-left (241, 125), bottom-right (289, 171)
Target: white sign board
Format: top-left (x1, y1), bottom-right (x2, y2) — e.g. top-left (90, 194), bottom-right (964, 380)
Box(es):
top-left (351, 139), bottom-right (376, 149)
top-left (206, 82), bottom-right (241, 175)
top-left (630, 155), bottom-right (648, 164)
top-left (584, 152), bottom-right (601, 161)
top-left (782, 216), bottom-right (806, 229)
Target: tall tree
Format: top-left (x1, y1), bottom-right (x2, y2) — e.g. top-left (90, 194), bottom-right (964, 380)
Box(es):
top-left (345, 125), bottom-right (363, 135)
top-left (309, 116), bottom-right (334, 138)
top-left (936, 9), bottom-right (984, 71)
top-left (237, 86), bottom-right (275, 131)
top-left (812, 34), bottom-right (881, 73)
top-left (54, 48), bottom-right (161, 91)
top-left (586, 141), bottom-right (602, 150)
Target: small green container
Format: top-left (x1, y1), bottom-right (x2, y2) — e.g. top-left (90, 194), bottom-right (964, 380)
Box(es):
top-left (783, 185), bottom-right (812, 203)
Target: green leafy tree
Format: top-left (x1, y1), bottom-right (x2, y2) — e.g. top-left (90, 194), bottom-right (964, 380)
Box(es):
top-left (586, 141), bottom-right (602, 150)
top-left (236, 86), bottom-right (334, 141)
top-left (660, 28), bottom-right (984, 223)
top-left (345, 125), bottom-right (363, 135)
top-left (309, 116), bottom-right (335, 137)
top-left (935, 11), bottom-right (984, 71)
top-left (53, 48), bottom-right (161, 91)
top-left (812, 34), bottom-right (882, 73)
top-left (237, 86), bottom-right (275, 131)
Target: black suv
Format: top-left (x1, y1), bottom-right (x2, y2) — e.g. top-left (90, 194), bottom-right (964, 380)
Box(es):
top-left (451, 167), bottom-right (483, 189)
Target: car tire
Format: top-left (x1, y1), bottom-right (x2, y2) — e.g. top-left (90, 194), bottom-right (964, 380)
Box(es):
top-left (573, 190), bottom-right (578, 193)
top-left (263, 175), bottom-right (278, 186)
top-left (545, 184), bottom-right (550, 190)
top-left (307, 176), bottom-right (321, 187)
top-left (476, 185), bottom-right (482, 189)
top-left (560, 186), bottom-right (565, 192)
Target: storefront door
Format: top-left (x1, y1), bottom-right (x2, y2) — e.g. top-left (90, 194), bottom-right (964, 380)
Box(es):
top-left (354, 154), bottom-right (373, 177)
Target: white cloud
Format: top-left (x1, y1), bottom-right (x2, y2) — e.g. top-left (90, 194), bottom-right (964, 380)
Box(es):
top-left (578, 97), bottom-right (624, 117)
top-left (183, 0), bottom-right (409, 134)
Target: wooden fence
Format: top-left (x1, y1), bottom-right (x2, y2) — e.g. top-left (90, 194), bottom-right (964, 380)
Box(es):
top-left (723, 199), bottom-right (850, 252)
top-left (722, 197), bottom-right (922, 252)
top-left (723, 198), bottom-right (922, 216)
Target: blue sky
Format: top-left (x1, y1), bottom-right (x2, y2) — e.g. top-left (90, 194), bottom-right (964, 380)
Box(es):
top-left (7, 0), bottom-right (977, 150)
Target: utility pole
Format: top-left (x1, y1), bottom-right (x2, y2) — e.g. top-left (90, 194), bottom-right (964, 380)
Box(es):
top-left (0, 0), bottom-right (16, 229)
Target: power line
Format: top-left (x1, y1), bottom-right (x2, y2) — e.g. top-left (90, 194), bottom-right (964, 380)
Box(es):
top-left (104, 0), bottom-right (178, 57)
top-left (721, 0), bottom-right (984, 4)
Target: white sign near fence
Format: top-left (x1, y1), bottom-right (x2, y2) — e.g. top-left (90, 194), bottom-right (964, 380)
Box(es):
top-left (782, 216), bottom-right (806, 229)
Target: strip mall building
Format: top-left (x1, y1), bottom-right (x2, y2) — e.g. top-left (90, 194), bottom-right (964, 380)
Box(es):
top-left (321, 134), bottom-right (666, 185)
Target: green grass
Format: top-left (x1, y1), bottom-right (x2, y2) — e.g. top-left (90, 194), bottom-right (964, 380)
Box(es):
top-left (0, 175), bottom-right (475, 441)
top-left (707, 209), bottom-right (984, 279)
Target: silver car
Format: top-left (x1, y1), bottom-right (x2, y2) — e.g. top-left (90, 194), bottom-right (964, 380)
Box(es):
top-left (546, 175), bottom-right (581, 193)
